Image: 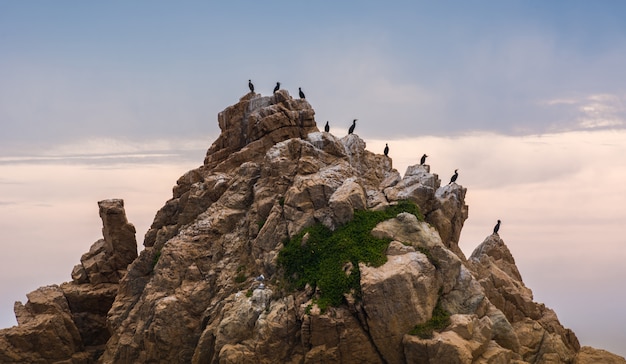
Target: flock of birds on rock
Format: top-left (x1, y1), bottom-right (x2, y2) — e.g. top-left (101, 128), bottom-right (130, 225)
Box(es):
top-left (246, 80), bottom-right (502, 236)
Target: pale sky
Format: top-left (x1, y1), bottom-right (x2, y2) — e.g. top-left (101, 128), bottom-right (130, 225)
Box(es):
top-left (1, 1), bottom-right (626, 357)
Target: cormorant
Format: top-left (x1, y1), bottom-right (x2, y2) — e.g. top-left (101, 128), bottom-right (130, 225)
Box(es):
top-left (248, 79), bottom-right (254, 93)
top-left (299, 87), bottom-right (305, 99)
top-left (449, 169), bottom-right (458, 184)
top-left (384, 143), bottom-right (389, 156)
top-left (348, 119), bottom-right (357, 134)
top-left (493, 220), bottom-right (501, 235)
top-left (273, 82), bottom-right (281, 94)
top-left (324, 121), bottom-right (330, 132)
top-left (420, 154), bottom-right (428, 165)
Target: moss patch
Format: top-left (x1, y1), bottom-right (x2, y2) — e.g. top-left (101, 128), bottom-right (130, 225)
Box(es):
top-left (278, 200), bottom-right (422, 310)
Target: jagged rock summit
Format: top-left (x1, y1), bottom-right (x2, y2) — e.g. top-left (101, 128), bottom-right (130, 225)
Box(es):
top-left (1, 90), bottom-right (624, 363)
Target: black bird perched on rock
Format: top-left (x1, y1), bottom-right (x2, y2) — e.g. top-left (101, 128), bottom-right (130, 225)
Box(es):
top-left (248, 79), bottom-right (254, 93)
top-left (449, 169), bottom-right (458, 184)
top-left (324, 121), bottom-right (330, 132)
top-left (348, 119), bottom-right (357, 134)
top-left (493, 220), bottom-right (501, 235)
top-left (384, 143), bottom-right (389, 156)
top-left (420, 154), bottom-right (428, 165)
top-left (299, 87), bottom-right (305, 99)
top-left (273, 82), bottom-right (280, 94)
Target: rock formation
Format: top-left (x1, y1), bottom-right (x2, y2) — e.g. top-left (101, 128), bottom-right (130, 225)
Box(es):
top-left (0, 199), bottom-right (136, 363)
top-left (0, 90), bottom-right (624, 363)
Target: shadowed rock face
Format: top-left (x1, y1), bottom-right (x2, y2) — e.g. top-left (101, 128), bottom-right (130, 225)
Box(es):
top-left (1, 92), bottom-right (624, 364)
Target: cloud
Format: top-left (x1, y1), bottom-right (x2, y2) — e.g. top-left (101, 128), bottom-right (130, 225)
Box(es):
top-left (541, 93), bottom-right (626, 131)
top-left (0, 137), bottom-right (211, 166)
top-left (577, 94), bottom-right (626, 129)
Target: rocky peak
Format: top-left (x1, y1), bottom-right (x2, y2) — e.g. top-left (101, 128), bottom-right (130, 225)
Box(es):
top-left (1, 92), bottom-right (624, 364)
top-left (203, 90), bottom-right (318, 170)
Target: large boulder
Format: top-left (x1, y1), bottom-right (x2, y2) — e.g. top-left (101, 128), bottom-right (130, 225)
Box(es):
top-left (360, 252), bottom-right (441, 364)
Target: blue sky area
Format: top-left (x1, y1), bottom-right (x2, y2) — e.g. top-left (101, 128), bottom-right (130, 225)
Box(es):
top-left (2, 1), bottom-right (626, 153)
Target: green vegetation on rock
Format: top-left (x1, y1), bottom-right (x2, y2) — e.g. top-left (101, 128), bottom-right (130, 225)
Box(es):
top-left (408, 300), bottom-right (451, 339)
top-left (278, 200), bottom-right (422, 310)
top-left (151, 250), bottom-right (161, 271)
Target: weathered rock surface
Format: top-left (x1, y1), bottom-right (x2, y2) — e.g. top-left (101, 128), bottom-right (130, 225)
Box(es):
top-left (574, 346), bottom-right (626, 364)
top-left (0, 199), bottom-right (137, 363)
top-left (1, 91), bottom-right (624, 363)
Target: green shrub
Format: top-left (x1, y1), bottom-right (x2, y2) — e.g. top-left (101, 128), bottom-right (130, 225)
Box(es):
top-left (417, 246), bottom-right (440, 270)
top-left (409, 300), bottom-right (451, 339)
top-left (235, 265), bottom-right (247, 283)
top-left (278, 200), bottom-right (422, 311)
top-left (235, 272), bottom-right (247, 284)
top-left (152, 250), bottom-right (161, 270)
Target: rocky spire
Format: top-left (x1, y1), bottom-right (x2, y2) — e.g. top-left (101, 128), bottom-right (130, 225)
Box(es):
top-left (0, 199), bottom-right (137, 363)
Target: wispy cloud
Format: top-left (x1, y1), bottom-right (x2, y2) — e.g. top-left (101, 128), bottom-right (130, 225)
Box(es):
top-left (0, 137), bottom-right (210, 165)
top-left (542, 93), bottom-right (626, 131)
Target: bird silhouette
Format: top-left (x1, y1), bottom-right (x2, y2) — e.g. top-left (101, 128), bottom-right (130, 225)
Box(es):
top-left (299, 87), bottom-right (305, 99)
top-left (348, 119), bottom-right (357, 134)
top-left (449, 169), bottom-right (458, 184)
top-left (248, 79), bottom-right (254, 93)
top-left (420, 154), bottom-right (428, 165)
top-left (493, 220), bottom-right (501, 235)
top-left (384, 143), bottom-right (389, 156)
top-left (324, 121), bottom-right (330, 132)
top-left (273, 82), bottom-right (280, 94)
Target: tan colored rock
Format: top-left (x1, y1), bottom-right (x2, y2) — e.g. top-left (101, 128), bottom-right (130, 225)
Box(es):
top-left (0, 200), bottom-right (138, 363)
top-left (468, 234), bottom-right (581, 360)
top-left (4, 91), bottom-right (623, 364)
top-left (513, 318), bottom-right (576, 363)
top-left (301, 306), bottom-right (382, 364)
top-left (403, 331), bottom-right (473, 364)
top-left (371, 212), bottom-right (463, 293)
top-left (60, 282), bottom-right (118, 347)
top-left (384, 164), bottom-right (440, 213)
top-left (328, 177), bottom-right (367, 225)
top-left (371, 212), bottom-right (443, 249)
top-left (574, 346), bottom-right (626, 364)
top-left (385, 240), bottom-right (416, 256)
top-left (403, 314), bottom-right (495, 364)
top-left (98, 199), bottom-right (137, 269)
top-left (485, 304), bottom-right (521, 353)
top-left (74, 199), bottom-right (138, 284)
top-left (204, 90), bottom-right (318, 170)
top-left (0, 285), bottom-right (83, 363)
top-left (360, 252), bottom-right (441, 364)
top-left (428, 183), bottom-right (469, 258)
top-left (474, 341), bottom-right (524, 364)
